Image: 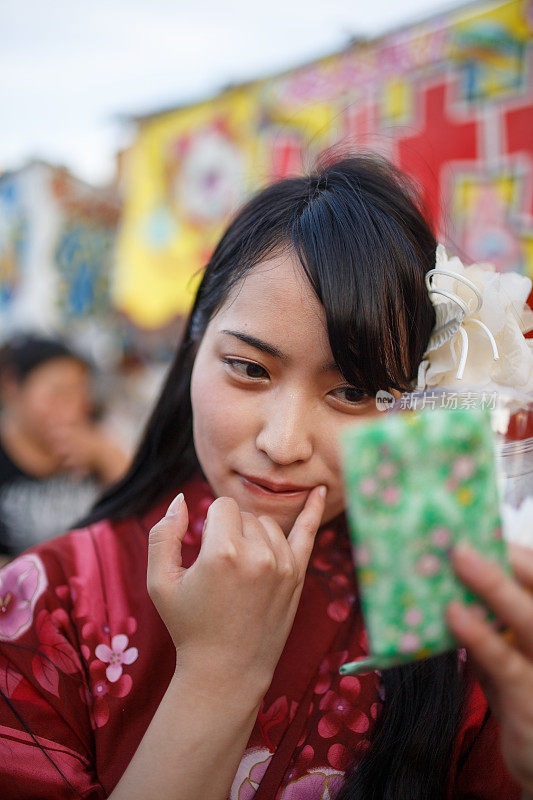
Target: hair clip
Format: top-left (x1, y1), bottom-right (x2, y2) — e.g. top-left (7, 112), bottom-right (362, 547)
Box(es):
top-left (424, 268), bottom-right (499, 381)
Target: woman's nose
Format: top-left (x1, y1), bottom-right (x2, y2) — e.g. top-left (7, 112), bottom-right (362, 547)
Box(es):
top-left (255, 392), bottom-right (313, 465)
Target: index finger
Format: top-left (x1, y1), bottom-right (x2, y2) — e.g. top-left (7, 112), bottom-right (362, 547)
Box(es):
top-left (199, 496), bottom-right (244, 555)
top-left (287, 485), bottom-right (327, 574)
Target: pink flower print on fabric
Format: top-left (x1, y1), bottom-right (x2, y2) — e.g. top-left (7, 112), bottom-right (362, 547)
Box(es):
top-left (83, 657), bottom-right (134, 728)
top-left (230, 748), bottom-right (273, 800)
top-left (378, 462), bottom-right (396, 479)
top-left (95, 634), bottom-right (138, 682)
top-left (279, 768), bottom-right (344, 798)
top-left (327, 598), bottom-right (351, 623)
top-left (399, 632), bottom-right (421, 653)
top-left (318, 676), bottom-right (368, 739)
top-left (189, 496), bottom-right (214, 540)
top-left (314, 651), bottom-right (349, 695)
top-left (359, 478), bottom-right (377, 496)
top-left (452, 456), bottom-right (476, 481)
top-left (191, 518), bottom-right (206, 538)
top-left (327, 742), bottom-right (353, 771)
top-left (431, 527), bottom-right (451, 548)
top-left (382, 486), bottom-right (400, 505)
top-left (0, 555), bottom-right (47, 641)
top-left (404, 607), bottom-right (423, 627)
top-left (354, 545), bottom-right (370, 567)
top-left (93, 679), bottom-right (108, 700)
top-left (415, 553), bottom-right (442, 577)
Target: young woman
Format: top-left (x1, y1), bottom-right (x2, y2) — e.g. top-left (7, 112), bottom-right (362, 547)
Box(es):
top-left (0, 335), bottom-right (130, 561)
top-left (0, 155), bottom-right (532, 800)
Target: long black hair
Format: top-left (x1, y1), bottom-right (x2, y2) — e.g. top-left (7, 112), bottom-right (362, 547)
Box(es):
top-left (82, 152), bottom-right (467, 798)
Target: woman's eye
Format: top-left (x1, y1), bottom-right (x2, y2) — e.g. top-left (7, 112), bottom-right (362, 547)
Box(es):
top-left (330, 386), bottom-right (369, 405)
top-left (225, 358), bottom-right (269, 380)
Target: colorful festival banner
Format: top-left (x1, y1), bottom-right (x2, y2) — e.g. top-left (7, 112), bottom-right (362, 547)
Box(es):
top-left (0, 162), bottom-right (119, 350)
top-left (117, 0), bottom-right (533, 328)
top-left (115, 86), bottom-right (260, 328)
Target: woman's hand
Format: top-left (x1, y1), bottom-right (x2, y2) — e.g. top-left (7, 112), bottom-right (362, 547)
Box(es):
top-left (147, 487), bottom-right (326, 701)
top-left (447, 542), bottom-right (533, 793)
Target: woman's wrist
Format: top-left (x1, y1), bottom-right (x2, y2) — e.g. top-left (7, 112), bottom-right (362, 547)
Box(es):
top-left (171, 660), bottom-right (266, 717)
top-left (109, 657), bottom-right (261, 800)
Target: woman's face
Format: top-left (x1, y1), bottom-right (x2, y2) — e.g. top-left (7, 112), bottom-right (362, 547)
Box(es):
top-left (190, 252), bottom-right (381, 534)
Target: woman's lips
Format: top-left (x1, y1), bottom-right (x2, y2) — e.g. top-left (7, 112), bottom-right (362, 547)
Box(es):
top-left (238, 474), bottom-right (312, 498)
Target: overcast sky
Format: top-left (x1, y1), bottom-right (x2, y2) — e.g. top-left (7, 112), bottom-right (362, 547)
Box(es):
top-left (1, 0), bottom-right (470, 184)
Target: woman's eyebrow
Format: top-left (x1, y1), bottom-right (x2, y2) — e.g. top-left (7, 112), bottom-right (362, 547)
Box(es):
top-left (220, 329), bottom-right (338, 373)
top-left (221, 329), bottom-right (284, 359)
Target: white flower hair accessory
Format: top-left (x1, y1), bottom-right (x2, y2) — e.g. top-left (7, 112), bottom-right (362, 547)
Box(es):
top-left (417, 244), bottom-right (533, 392)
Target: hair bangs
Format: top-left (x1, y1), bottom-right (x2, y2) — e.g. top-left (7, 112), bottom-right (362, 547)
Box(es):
top-left (291, 160), bottom-right (435, 396)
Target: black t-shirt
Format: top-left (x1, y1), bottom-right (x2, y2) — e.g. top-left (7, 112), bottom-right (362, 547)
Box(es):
top-left (0, 439), bottom-right (100, 555)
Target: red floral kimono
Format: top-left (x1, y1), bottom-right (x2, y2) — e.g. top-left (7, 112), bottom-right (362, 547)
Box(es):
top-left (0, 475), bottom-right (521, 799)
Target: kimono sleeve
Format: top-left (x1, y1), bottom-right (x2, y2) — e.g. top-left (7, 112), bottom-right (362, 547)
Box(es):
top-left (452, 678), bottom-right (521, 799)
top-left (0, 551), bottom-right (105, 799)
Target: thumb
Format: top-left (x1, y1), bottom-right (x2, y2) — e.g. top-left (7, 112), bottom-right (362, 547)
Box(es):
top-left (147, 493), bottom-right (190, 598)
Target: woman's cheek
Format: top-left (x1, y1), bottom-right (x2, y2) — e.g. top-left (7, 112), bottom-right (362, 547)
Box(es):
top-left (193, 379), bottom-right (248, 460)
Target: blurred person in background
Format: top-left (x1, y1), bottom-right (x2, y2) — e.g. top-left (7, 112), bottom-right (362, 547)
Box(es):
top-left (0, 333), bottom-right (130, 561)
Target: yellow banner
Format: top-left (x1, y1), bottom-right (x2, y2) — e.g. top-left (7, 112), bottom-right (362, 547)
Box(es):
top-left (114, 86), bottom-right (260, 327)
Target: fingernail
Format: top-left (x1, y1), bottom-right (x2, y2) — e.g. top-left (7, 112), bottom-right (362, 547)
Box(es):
top-left (318, 485), bottom-right (327, 499)
top-left (166, 493), bottom-right (184, 516)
